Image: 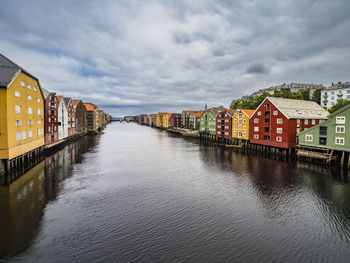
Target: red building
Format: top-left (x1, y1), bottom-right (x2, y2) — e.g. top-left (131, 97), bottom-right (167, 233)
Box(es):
top-left (64, 98), bottom-right (75, 137)
top-left (42, 89), bottom-right (59, 145)
top-left (169, 113), bottom-right (181, 128)
top-left (216, 109), bottom-right (235, 139)
top-left (249, 97), bottom-right (329, 149)
top-left (150, 114), bottom-right (157, 127)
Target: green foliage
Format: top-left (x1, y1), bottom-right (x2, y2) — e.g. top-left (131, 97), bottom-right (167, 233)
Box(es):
top-left (230, 88), bottom-right (314, 110)
top-left (311, 88), bottom-right (322, 104)
top-left (329, 99), bottom-right (350, 113)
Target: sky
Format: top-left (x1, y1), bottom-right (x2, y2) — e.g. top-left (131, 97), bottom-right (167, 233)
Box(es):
top-left (1, 0), bottom-right (350, 116)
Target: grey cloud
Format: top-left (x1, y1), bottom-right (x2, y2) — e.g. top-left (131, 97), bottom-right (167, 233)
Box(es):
top-left (246, 63), bottom-right (270, 74)
top-left (0, 0), bottom-right (349, 116)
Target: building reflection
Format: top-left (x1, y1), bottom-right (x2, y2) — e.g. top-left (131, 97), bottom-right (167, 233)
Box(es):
top-left (0, 135), bottom-right (98, 259)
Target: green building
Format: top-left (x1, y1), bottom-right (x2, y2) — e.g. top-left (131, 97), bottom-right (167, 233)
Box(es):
top-left (199, 106), bottom-right (225, 135)
top-left (298, 104), bottom-right (350, 151)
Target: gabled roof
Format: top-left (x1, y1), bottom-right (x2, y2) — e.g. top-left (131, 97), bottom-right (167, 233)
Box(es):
top-left (183, 110), bottom-right (201, 114)
top-left (84, 103), bottom-right (96, 111)
top-left (0, 53), bottom-right (39, 87)
top-left (56, 95), bottom-right (63, 104)
top-left (71, 99), bottom-right (82, 108)
top-left (166, 113), bottom-right (173, 118)
top-left (254, 97), bottom-right (329, 119)
top-left (325, 103), bottom-right (350, 119)
top-left (210, 106), bottom-right (225, 115)
top-left (194, 111), bottom-right (203, 118)
top-left (41, 88), bottom-right (55, 99)
top-left (63, 97), bottom-right (71, 107)
top-left (237, 109), bottom-right (255, 118)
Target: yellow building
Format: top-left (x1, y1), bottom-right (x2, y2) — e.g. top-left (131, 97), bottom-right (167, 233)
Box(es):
top-left (162, 113), bottom-right (172, 128)
top-left (156, 113), bottom-right (166, 127)
top-left (0, 54), bottom-right (45, 160)
top-left (232, 109), bottom-right (255, 140)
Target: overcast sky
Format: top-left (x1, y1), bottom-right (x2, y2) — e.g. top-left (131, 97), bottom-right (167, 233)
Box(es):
top-left (1, 0), bottom-right (349, 116)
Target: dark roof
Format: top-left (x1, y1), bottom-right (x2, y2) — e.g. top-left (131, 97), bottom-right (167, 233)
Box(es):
top-left (0, 53), bottom-right (39, 87)
top-left (63, 97), bottom-right (71, 106)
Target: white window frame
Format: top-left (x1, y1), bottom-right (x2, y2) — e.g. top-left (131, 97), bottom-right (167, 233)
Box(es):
top-left (33, 87), bottom-right (37, 92)
top-left (336, 126), bottom-right (345, 133)
top-left (304, 119), bottom-right (308, 125)
top-left (335, 137), bottom-right (345, 145)
top-left (277, 128), bottom-right (283, 134)
top-left (15, 120), bottom-right (22, 126)
top-left (28, 130), bottom-right (33, 138)
top-left (20, 81), bottom-right (25, 87)
top-left (27, 95), bottom-right (32, 101)
top-left (28, 84), bottom-right (32, 90)
top-left (336, 116), bottom-right (345, 124)
top-left (257, 111), bottom-right (261, 116)
top-left (273, 110), bottom-right (278, 115)
top-left (277, 118), bottom-right (283, 124)
top-left (305, 135), bottom-right (313, 142)
top-left (276, 136), bottom-right (282, 142)
top-left (253, 134), bottom-right (259, 139)
top-left (37, 98), bottom-right (40, 103)
top-left (254, 118), bottom-right (259, 123)
top-left (16, 132), bottom-right (21, 141)
top-left (15, 91), bottom-right (20, 97)
top-left (312, 120), bottom-right (315, 125)
top-left (22, 131), bottom-right (26, 140)
top-left (28, 107), bottom-right (32, 115)
top-left (254, 126), bottom-right (259, 132)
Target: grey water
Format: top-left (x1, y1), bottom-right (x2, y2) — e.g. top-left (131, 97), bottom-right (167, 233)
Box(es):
top-left (1, 122), bottom-right (350, 262)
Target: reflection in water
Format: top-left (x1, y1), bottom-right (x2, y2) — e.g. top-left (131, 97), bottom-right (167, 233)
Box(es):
top-left (1, 124), bottom-right (350, 262)
top-left (0, 135), bottom-right (99, 259)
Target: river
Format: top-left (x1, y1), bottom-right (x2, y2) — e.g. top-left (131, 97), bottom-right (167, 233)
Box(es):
top-left (1, 122), bottom-right (350, 262)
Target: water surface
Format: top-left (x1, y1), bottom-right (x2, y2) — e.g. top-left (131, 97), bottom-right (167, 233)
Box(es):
top-left (1, 123), bottom-right (350, 262)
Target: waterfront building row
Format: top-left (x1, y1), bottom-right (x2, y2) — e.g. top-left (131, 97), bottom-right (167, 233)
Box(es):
top-left (0, 54), bottom-right (111, 164)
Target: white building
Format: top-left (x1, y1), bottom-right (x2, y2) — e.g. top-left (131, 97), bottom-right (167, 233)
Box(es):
top-left (57, 96), bottom-right (68, 140)
top-left (252, 83), bottom-right (325, 97)
top-left (321, 82), bottom-right (350, 109)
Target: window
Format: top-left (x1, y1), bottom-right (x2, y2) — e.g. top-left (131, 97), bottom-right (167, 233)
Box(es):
top-left (277, 128), bottom-right (282, 134)
top-left (336, 126), bottom-right (345, 133)
top-left (257, 111), bottom-right (261, 116)
top-left (254, 119), bottom-right (259, 124)
top-left (15, 91), bottom-right (20, 97)
top-left (238, 120), bottom-right (242, 124)
top-left (48, 126), bottom-right (51, 132)
top-left (234, 125), bottom-right (237, 129)
top-left (312, 120), bottom-right (315, 125)
top-left (264, 135), bottom-right (270, 140)
top-left (38, 109), bottom-right (41, 115)
top-left (234, 131), bottom-right (237, 135)
top-left (15, 120), bottom-right (22, 126)
top-left (22, 131), bottom-right (26, 140)
top-left (265, 111), bottom-right (270, 117)
top-left (37, 98), bottom-right (40, 103)
top-left (264, 104), bottom-right (269, 109)
top-left (27, 95), bottom-right (32, 100)
top-left (33, 87), bottom-right (37, 92)
top-left (16, 132), bottom-right (21, 141)
top-left (320, 126), bottom-right (327, 136)
top-left (15, 105), bottom-right (21, 113)
top-left (254, 126), bottom-right (259, 132)
top-left (49, 117), bottom-right (51, 123)
top-left (277, 118), bottom-right (283, 124)
top-left (335, 137), bottom-right (345, 145)
top-left (28, 84), bottom-right (32, 90)
top-left (243, 125), bottom-right (246, 130)
top-left (265, 127), bottom-right (270, 132)
top-left (273, 111), bottom-right (278, 115)
top-left (319, 137), bottom-right (327, 145)
top-left (253, 134), bottom-right (259, 139)
top-left (28, 119), bottom-right (33, 125)
top-left (21, 81), bottom-right (25, 87)
top-left (234, 119), bottom-right (237, 123)
top-left (304, 119), bottom-right (308, 125)
top-left (28, 107), bottom-right (32, 114)
top-left (243, 132), bottom-right (246, 137)
top-left (243, 119), bottom-right (246, 124)
top-left (305, 135), bottom-right (313, 142)
top-left (28, 130), bottom-right (33, 138)
top-left (336, 116), bottom-right (345, 124)
top-left (38, 119), bottom-right (41, 124)
top-left (276, 136), bottom-right (282, 142)
top-left (238, 113), bottom-right (242, 118)
top-left (264, 119), bottom-right (269, 124)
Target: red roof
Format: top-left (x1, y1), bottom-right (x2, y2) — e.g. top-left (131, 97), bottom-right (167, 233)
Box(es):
top-left (194, 111), bottom-right (203, 118)
top-left (56, 95), bottom-right (63, 104)
top-left (84, 103), bottom-right (96, 111)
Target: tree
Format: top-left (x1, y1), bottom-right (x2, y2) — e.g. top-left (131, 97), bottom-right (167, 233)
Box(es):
top-left (329, 99), bottom-right (350, 113)
top-left (311, 88), bottom-right (322, 104)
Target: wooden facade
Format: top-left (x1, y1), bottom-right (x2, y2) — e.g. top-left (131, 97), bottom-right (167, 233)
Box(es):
top-left (72, 99), bottom-right (88, 135)
top-left (43, 89), bottom-right (58, 145)
top-left (232, 109), bottom-right (254, 141)
top-left (249, 97), bottom-right (329, 149)
top-left (169, 113), bottom-right (181, 128)
top-left (216, 109), bottom-right (235, 139)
